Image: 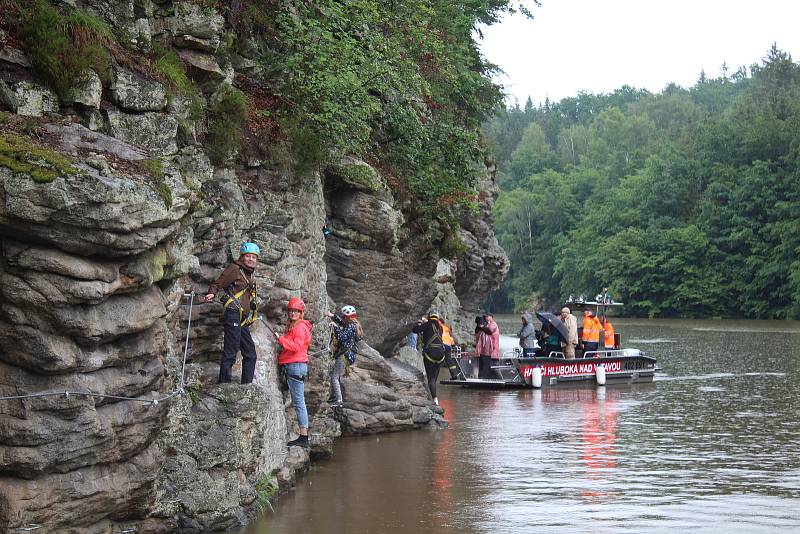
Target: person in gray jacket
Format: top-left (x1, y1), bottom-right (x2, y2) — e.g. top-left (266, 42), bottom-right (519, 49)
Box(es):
top-left (518, 312), bottom-right (538, 356)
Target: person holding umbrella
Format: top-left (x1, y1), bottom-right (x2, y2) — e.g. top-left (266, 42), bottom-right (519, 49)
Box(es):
top-left (535, 311), bottom-right (569, 358)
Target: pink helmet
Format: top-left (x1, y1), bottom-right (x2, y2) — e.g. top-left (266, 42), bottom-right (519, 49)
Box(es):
top-left (287, 297), bottom-right (305, 312)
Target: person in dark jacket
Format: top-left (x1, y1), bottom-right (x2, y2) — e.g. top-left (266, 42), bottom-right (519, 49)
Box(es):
top-left (326, 305), bottom-right (363, 407)
top-left (412, 312), bottom-right (456, 405)
top-left (204, 242), bottom-right (262, 384)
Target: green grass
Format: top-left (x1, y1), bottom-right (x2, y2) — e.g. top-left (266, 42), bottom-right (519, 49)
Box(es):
top-left (206, 85), bottom-right (247, 166)
top-left (152, 46), bottom-right (195, 96)
top-left (18, 0), bottom-right (115, 97)
top-left (254, 478), bottom-right (277, 512)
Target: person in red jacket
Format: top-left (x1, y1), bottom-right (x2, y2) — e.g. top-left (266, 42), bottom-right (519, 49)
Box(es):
top-left (278, 297), bottom-right (312, 448)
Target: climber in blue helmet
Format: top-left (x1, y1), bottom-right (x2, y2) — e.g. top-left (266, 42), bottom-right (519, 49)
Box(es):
top-left (204, 241), bottom-right (263, 384)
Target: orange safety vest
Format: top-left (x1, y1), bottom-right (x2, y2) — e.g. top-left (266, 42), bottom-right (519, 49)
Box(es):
top-left (603, 321), bottom-right (615, 348)
top-left (582, 316), bottom-right (601, 342)
top-left (440, 321), bottom-right (455, 346)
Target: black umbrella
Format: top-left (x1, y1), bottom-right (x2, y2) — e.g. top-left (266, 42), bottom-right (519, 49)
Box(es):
top-left (535, 311), bottom-right (568, 342)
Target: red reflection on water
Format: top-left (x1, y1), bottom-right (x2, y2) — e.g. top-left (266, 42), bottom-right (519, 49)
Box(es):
top-left (579, 389), bottom-right (618, 503)
top-left (431, 397), bottom-right (457, 532)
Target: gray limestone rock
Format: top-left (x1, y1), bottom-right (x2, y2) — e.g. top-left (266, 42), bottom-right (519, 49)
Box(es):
top-left (0, 80), bottom-right (59, 116)
top-left (106, 109), bottom-right (178, 156)
top-left (110, 68), bottom-right (167, 111)
top-left (171, 1), bottom-right (225, 40)
top-left (64, 69), bottom-right (103, 109)
top-left (0, 164), bottom-right (188, 257)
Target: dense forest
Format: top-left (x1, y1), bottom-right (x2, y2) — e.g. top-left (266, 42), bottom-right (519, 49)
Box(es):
top-left (483, 45), bottom-right (800, 319)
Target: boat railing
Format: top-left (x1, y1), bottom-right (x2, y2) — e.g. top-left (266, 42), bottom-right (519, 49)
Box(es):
top-left (581, 349), bottom-right (633, 358)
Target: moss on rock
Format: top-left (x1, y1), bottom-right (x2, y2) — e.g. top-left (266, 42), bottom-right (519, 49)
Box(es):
top-left (331, 161), bottom-right (384, 193)
top-left (0, 133), bottom-right (77, 183)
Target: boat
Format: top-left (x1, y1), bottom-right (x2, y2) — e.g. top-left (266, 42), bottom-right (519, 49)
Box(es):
top-left (441, 292), bottom-right (658, 389)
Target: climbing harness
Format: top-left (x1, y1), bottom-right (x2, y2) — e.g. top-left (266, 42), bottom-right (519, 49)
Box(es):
top-left (422, 325), bottom-right (447, 364)
top-left (222, 268), bottom-right (258, 327)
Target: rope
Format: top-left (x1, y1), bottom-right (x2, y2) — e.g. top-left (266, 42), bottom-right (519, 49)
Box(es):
top-left (0, 291), bottom-right (335, 404)
top-left (0, 292), bottom-right (200, 406)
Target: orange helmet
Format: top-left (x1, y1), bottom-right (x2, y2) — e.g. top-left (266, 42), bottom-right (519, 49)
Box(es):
top-left (287, 297), bottom-right (305, 312)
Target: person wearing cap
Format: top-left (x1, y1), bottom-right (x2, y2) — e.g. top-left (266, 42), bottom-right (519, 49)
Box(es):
top-left (560, 307), bottom-right (578, 360)
top-left (279, 297), bottom-right (312, 448)
top-left (581, 309), bottom-right (602, 355)
top-left (325, 305), bottom-right (363, 407)
top-left (204, 241), bottom-right (262, 384)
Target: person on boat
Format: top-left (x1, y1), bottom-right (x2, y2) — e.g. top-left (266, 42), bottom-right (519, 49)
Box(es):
top-left (485, 313), bottom-right (500, 360)
top-left (560, 307), bottom-right (578, 360)
top-left (598, 314), bottom-right (616, 352)
top-left (543, 322), bottom-right (562, 357)
top-left (518, 313), bottom-right (537, 357)
top-left (278, 297), bottom-right (312, 448)
top-left (204, 241), bottom-right (262, 384)
top-left (474, 315), bottom-right (495, 378)
top-left (412, 312), bottom-right (455, 405)
top-left (581, 309), bottom-right (602, 355)
top-left (326, 305), bottom-right (363, 407)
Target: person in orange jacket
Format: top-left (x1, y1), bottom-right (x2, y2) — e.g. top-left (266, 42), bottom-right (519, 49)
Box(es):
top-left (599, 314), bottom-right (616, 351)
top-left (581, 309), bottom-right (601, 355)
top-left (278, 297), bottom-right (312, 448)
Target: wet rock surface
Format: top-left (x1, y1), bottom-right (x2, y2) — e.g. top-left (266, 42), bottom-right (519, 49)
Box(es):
top-left (0, 1), bottom-right (508, 532)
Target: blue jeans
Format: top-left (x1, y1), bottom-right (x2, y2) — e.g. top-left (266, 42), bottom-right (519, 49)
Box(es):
top-left (284, 362), bottom-right (309, 429)
top-left (407, 331), bottom-right (417, 349)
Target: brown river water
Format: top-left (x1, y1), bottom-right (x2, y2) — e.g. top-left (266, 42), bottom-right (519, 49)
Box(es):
top-left (231, 317), bottom-right (800, 533)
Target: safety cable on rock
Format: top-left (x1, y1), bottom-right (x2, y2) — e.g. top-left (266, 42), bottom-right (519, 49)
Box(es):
top-left (0, 292), bottom-right (198, 406)
top-left (0, 291), bottom-right (336, 405)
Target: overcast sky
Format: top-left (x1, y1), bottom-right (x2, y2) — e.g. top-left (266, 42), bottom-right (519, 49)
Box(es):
top-left (478, 0), bottom-right (800, 106)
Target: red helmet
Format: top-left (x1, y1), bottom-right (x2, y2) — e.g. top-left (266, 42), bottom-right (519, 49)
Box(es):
top-left (287, 297), bottom-right (305, 312)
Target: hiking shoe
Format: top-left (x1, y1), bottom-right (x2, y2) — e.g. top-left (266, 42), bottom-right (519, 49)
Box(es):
top-left (330, 400), bottom-right (344, 407)
top-left (287, 435), bottom-right (309, 448)
top-left (433, 397), bottom-right (439, 406)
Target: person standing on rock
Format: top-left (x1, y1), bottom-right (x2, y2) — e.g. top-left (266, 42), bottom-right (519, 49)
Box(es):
top-left (412, 312), bottom-right (459, 405)
top-left (326, 305), bottom-right (362, 407)
top-left (278, 297), bottom-right (312, 448)
top-left (204, 242), bottom-right (261, 384)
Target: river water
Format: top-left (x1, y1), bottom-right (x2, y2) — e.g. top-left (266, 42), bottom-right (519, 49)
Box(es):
top-left (233, 317), bottom-right (800, 533)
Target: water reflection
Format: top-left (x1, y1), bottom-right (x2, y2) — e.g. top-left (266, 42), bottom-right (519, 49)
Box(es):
top-left (234, 318), bottom-right (800, 534)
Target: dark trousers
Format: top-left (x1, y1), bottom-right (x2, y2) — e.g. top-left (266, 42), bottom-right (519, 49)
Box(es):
top-left (219, 307), bottom-right (257, 384)
top-left (423, 357), bottom-right (442, 399)
top-left (478, 355), bottom-right (492, 379)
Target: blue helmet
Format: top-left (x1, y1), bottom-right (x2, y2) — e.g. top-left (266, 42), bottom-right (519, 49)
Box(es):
top-left (240, 242), bottom-right (260, 256)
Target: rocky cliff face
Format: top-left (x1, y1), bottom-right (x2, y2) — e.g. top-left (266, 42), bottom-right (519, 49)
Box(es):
top-left (0, 2), bottom-right (508, 532)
